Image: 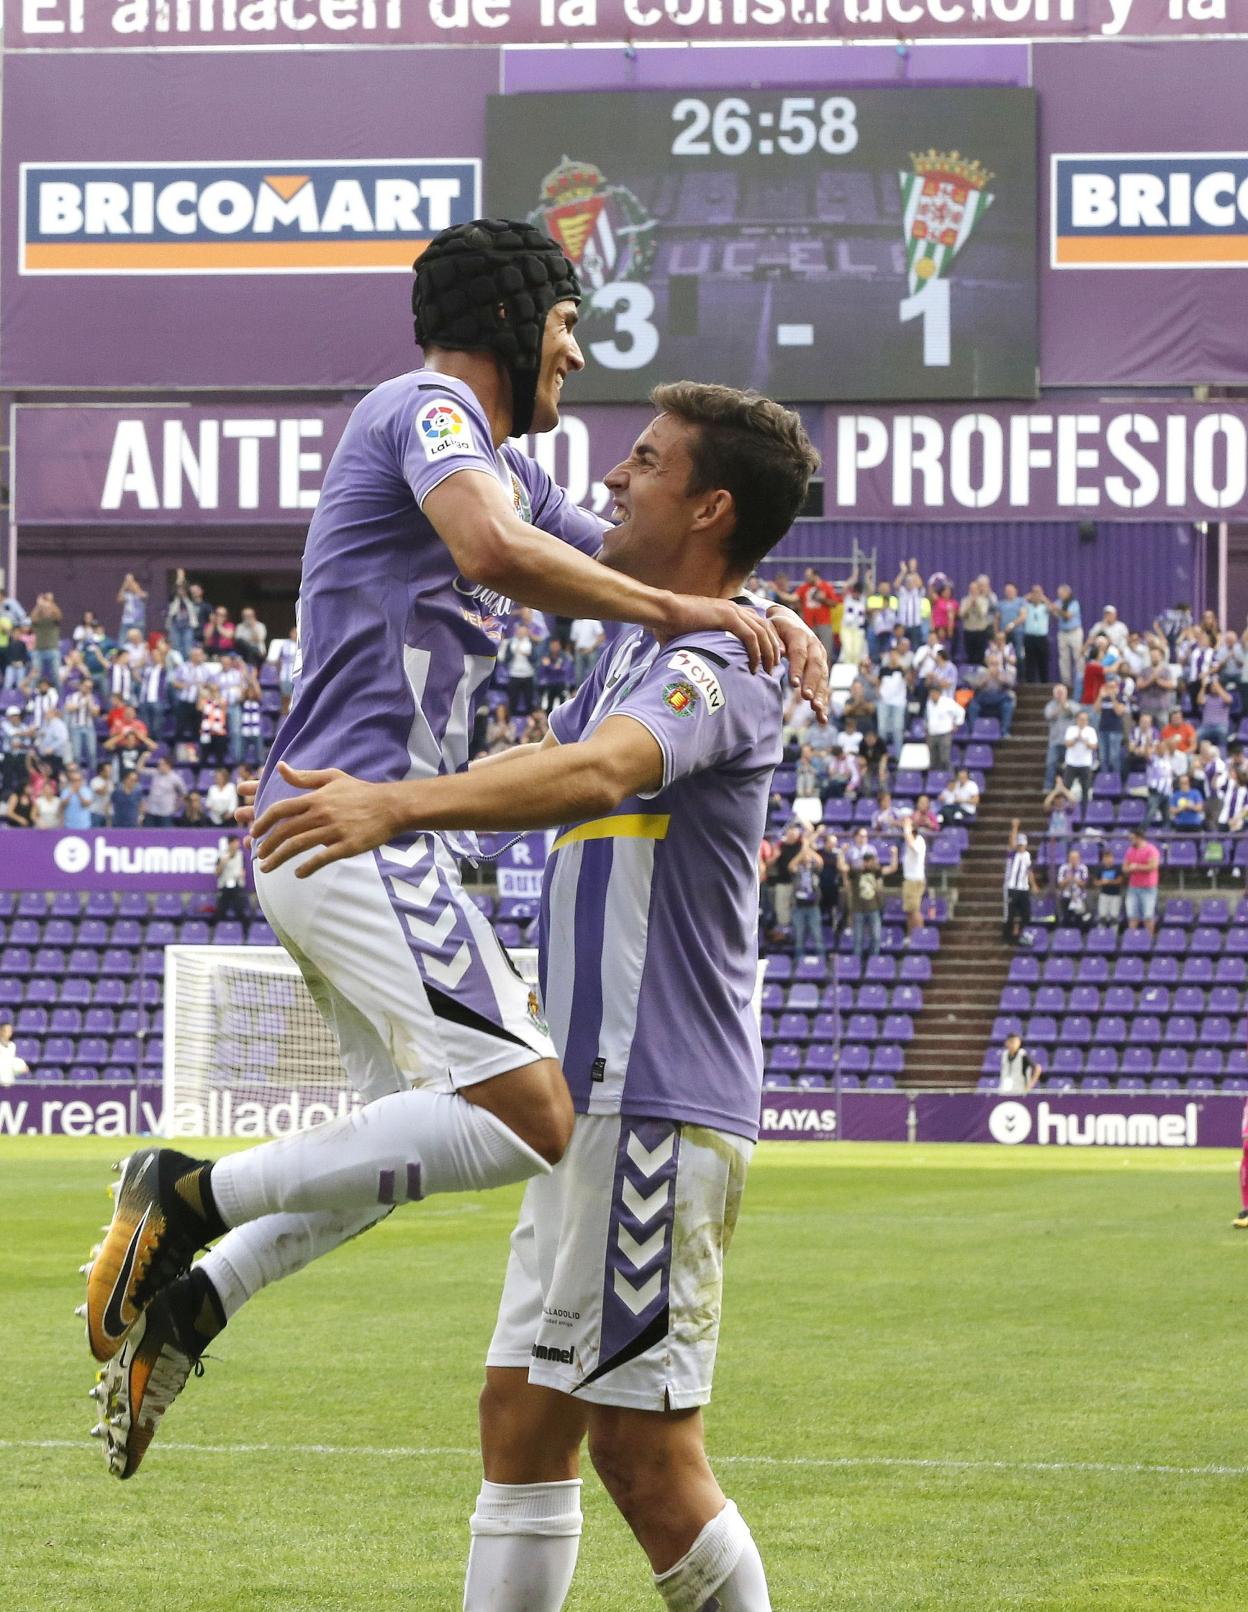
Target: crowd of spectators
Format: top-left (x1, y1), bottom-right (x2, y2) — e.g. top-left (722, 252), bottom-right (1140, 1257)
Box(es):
top-left (0, 572), bottom-right (297, 830)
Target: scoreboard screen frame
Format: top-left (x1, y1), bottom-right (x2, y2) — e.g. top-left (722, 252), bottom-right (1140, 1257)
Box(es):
top-left (486, 86), bottom-right (1037, 405)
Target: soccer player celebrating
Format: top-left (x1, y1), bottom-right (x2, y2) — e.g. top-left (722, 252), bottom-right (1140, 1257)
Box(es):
top-left (80, 221), bottom-right (826, 1479)
top-left (248, 383), bottom-right (814, 1610)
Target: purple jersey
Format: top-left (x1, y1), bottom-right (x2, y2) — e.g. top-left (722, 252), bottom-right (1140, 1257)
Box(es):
top-left (258, 370), bottom-right (602, 811)
top-left (539, 626), bottom-right (783, 1141)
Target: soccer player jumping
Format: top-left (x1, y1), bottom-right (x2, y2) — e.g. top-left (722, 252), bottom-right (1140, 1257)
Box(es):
top-left (79, 220), bottom-right (826, 1480)
top-left (200, 382), bottom-right (817, 1611)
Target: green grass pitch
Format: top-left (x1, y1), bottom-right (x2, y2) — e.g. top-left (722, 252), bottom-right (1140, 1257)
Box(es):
top-left (2, 1138), bottom-right (1243, 1610)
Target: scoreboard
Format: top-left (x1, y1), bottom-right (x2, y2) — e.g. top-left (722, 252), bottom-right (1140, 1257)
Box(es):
top-left (486, 87), bottom-right (1037, 404)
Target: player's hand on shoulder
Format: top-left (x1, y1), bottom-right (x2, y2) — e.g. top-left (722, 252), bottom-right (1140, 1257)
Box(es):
top-left (765, 604), bottom-right (830, 723)
top-left (234, 777), bottom-right (259, 841)
top-left (656, 593), bottom-right (782, 676)
top-left (252, 761), bottom-right (406, 879)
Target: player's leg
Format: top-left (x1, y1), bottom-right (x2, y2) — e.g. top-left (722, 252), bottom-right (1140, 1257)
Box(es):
top-left (588, 1406), bottom-right (770, 1611)
top-left (464, 1178), bottom-right (588, 1611)
top-left (525, 1116), bottom-right (769, 1610)
top-left (84, 837), bottom-right (571, 1362)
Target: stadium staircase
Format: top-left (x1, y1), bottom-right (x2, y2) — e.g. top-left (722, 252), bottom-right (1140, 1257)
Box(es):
top-left (903, 684), bottom-right (1051, 1087)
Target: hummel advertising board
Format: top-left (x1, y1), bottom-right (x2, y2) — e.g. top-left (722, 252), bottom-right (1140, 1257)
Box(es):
top-left (487, 87), bottom-right (1037, 403)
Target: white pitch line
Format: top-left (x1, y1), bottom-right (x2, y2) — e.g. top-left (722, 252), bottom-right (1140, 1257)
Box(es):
top-left (2, 1440), bottom-right (1245, 1479)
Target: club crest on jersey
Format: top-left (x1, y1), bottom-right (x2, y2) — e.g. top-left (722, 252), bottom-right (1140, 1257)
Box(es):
top-left (666, 651), bottom-right (725, 714)
top-left (527, 989), bottom-right (549, 1036)
top-left (419, 400), bottom-right (472, 461)
top-left (511, 473), bottom-right (532, 524)
top-left (662, 678), bottom-right (699, 718)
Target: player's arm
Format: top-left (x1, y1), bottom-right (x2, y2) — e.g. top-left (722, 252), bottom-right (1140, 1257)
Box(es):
top-left (252, 720), bottom-right (663, 878)
top-left (467, 734), bottom-right (558, 771)
top-left (424, 470), bottom-right (780, 673)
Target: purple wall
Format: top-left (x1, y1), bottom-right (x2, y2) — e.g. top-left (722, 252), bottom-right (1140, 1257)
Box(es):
top-left (761, 521), bottom-right (1205, 630)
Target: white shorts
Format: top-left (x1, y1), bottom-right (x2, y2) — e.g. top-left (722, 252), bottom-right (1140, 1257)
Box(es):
top-left (487, 1113), bottom-right (752, 1411)
top-left (254, 831), bottom-right (556, 1102)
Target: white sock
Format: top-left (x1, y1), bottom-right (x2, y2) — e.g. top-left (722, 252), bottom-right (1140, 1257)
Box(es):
top-left (463, 1479), bottom-right (583, 1611)
top-left (197, 1205), bottom-right (388, 1320)
top-left (210, 1088), bottom-right (550, 1228)
top-left (653, 1501), bottom-right (771, 1612)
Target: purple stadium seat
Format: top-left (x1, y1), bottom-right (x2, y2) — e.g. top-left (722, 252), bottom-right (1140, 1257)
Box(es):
top-left (76, 1036), bottom-right (110, 1065)
top-left (899, 954), bottom-right (931, 982)
top-left (68, 1066), bottom-right (102, 1082)
top-left (1059, 1014), bottom-right (1093, 1044)
top-left (100, 948), bottom-right (135, 977)
top-left (78, 919), bottom-right (109, 947)
top-left (1000, 986), bottom-right (1031, 1013)
top-left (1189, 1075), bottom-right (1218, 1091)
top-left (1139, 988), bottom-right (1170, 1018)
top-left (1092, 772), bottom-right (1122, 798)
top-left (15, 1007), bottom-right (48, 1034)
top-left (794, 955), bottom-right (828, 983)
top-left (1162, 898), bottom-right (1194, 926)
top-left (1165, 839), bottom-right (1197, 870)
top-left (493, 922), bottom-right (522, 948)
top-left (1132, 1015), bottom-right (1162, 1045)
top-left (1095, 1015), bottom-right (1128, 1043)
top-left (1227, 929), bottom-right (1248, 955)
top-left (1203, 1015), bottom-right (1235, 1044)
top-left (108, 1038), bottom-right (141, 1067)
top-left (1086, 1046), bottom-right (1119, 1076)
top-left (1216, 958), bottom-right (1248, 985)
top-left (1008, 956), bottom-right (1041, 984)
top-left (1081, 1074), bottom-right (1112, 1091)
top-left (1050, 928), bottom-right (1083, 955)
top-left (247, 921), bottom-right (278, 946)
top-left (83, 892), bottom-right (115, 919)
top-left (866, 1073), bottom-right (898, 1090)
top-left (759, 1012), bottom-right (776, 1042)
top-left (1121, 928), bottom-right (1152, 953)
top-left (58, 978), bottom-right (91, 1007)
top-left (1152, 1076), bottom-right (1183, 1092)
top-left (882, 1014), bottom-right (914, 1044)
top-left (1102, 985), bottom-right (1135, 1014)
top-left (1117, 1074), bottom-right (1147, 1091)
top-left (16, 892), bottom-right (47, 918)
top-left (1111, 956), bottom-right (1145, 985)
top-left (181, 921), bottom-right (211, 946)
top-left (1034, 985), bottom-right (1066, 1013)
top-left (0, 947), bottom-right (32, 976)
top-left (864, 955), bottom-right (899, 982)
top-left (805, 1042), bottom-right (839, 1078)
top-left (214, 922), bottom-right (245, 946)
top-left (0, 983), bottom-right (27, 1015)
top-left (1211, 986), bottom-right (1242, 1015)
top-left (765, 954), bottom-right (793, 982)
top-left (837, 1045), bottom-right (871, 1077)
top-left (1068, 985), bottom-right (1100, 1014)
top-left (1155, 1047), bottom-right (1187, 1077)
top-left (1085, 925), bottom-right (1117, 954)
top-left (992, 1014), bottom-right (1024, 1040)
top-left (892, 985), bottom-right (923, 1013)
top-left (25, 977), bottom-right (56, 1006)
top-left (759, 982), bottom-right (784, 1013)
top-left (1146, 957), bottom-right (1179, 985)
top-left (1051, 1047), bottom-right (1083, 1077)
top-left (1191, 926), bottom-right (1221, 954)
top-left (835, 956), bottom-right (864, 982)
top-left (788, 983), bottom-right (819, 1011)
top-left (1192, 1048), bottom-right (1225, 1079)
top-left (872, 1045), bottom-right (905, 1075)
top-left (93, 979), bottom-right (126, 1006)
top-left (152, 892), bottom-right (184, 921)
top-left (1041, 958), bottom-right (1075, 986)
top-left (777, 1011), bottom-right (811, 1041)
top-left (767, 1044), bottom-right (802, 1076)
top-left (49, 1007), bottom-right (82, 1034)
top-left (1172, 985), bottom-right (1205, 1015)
top-left (1153, 927), bottom-right (1185, 955)
top-left (977, 1074), bottom-right (998, 1090)
top-left (856, 983), bottom-right (888, 1013)
top-left (846, 1012), bottom-right (880, 1043)
top-left (1121, 1046), bottom-right (1154, 1078)
top-left (1027, 1014), bottom-right (1059, 1042)
top-left (762, 1073), bottom-right (792, 1091)
top-left (1165, 1014), bottom-right (1198, 1045)
top-left (1084, 800), bottom-right (1114, 830)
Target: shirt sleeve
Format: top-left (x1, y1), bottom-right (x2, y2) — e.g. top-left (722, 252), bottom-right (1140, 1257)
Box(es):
top-left (399, 384), bottom-right (499, 509)
top-left (548, 653), bottom-right (613, 746)
top-left (609, 636), bottom-right (780, 791)
top-left (502, 446), bottom-right (608, 559)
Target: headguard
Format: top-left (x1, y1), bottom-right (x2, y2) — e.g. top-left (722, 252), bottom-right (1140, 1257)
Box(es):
top-left (413, 218), bottom-right (581, 437)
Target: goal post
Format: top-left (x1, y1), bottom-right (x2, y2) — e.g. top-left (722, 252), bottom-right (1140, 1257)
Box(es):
top-left (162, 944), bottom-right (540, 1139)
top-left (162, 943), bottom-right (763, 1140)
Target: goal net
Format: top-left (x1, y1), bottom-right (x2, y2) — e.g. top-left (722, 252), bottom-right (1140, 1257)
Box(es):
top-left (162, 944), bottom-right (540, 1139)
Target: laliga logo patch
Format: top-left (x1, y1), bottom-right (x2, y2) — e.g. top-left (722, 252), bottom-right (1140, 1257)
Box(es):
top-left (419, 401), bottom-right (472, 462)
top-left (667, 650), bottom-right (724, 714)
